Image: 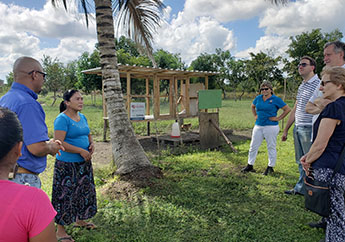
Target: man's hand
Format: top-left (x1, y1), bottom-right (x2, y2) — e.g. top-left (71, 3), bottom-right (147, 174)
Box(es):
top-left (281, 130), bottom-right (288, 141)
top-left (48, 139), bottom-right (64, 156)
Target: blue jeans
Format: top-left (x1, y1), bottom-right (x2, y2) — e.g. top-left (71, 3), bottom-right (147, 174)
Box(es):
top-left (11, 173), bottom-right (41, 188)
top-left (293, 125), bottom-right (312, 195)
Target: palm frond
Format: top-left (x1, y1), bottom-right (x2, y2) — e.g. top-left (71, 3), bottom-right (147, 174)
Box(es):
top-left (51, 0), bottom-right (90, 27)
top-left (113, 0), bottom-right (165, 61)
top-left (268, 0), bottom-right (290, 5)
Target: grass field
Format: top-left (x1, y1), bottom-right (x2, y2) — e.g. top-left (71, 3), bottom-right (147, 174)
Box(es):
top-left (1, 90), bottom-right (323, 242)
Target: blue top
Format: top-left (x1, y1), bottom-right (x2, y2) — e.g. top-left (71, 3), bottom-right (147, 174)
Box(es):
top-left (0, 83), bottom-right (49, 173)
top-left (54, 112), bottom-right (90, 162)
top-left (312, 96), bottom-right (345, 175)
top-left (253, 94), bottom-right (286, 126)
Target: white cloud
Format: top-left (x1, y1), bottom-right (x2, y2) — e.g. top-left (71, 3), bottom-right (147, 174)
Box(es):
top-left (235, 35), bottom-right (291, 59)
top-left (184, 0), bottom-right (270, 22)
top-left (0, 1), bottom-right (97, 81)
top-left (154, 9), bottom-right (235, 64)
top-left (260, 0), bottom-right (345, 36)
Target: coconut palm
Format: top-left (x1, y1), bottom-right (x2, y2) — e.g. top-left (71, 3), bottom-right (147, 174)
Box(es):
top-left (52, 0), bottom-right (164, 176)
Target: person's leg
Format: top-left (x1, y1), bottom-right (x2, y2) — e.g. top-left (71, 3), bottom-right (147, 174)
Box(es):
top-left (263, 125), bottom-right (280, 168)
top-left (247, 125), bottom-right (264, 166)
top-left (11, 173), bottom-right (41, 188)
top-left (293, 126), bottom-right (312, 194)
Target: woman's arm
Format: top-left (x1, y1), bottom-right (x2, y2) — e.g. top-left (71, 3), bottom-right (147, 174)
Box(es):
top-left (54, 130), bottom-right (91, 161)
top-left (251, 103), bottom-right (257, 120)
top-left (88, 134), bottom-right (95, 155)
top-left (30, 220), bottom-right (57, 242)
top-left (304, 118), bottom-right (340, 164)
top-left (269, 104), bottom-right (291, 121)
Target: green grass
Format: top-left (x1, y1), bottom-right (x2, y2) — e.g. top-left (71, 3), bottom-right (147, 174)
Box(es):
top-left (0, 90), bottom-right (322, 241)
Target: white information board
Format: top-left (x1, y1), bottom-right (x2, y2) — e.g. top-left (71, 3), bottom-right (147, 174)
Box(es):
top-left (130, 102), bottom-right (145, 120)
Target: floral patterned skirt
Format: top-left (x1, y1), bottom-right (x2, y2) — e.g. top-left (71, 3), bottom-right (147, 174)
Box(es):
top-left (52, 159), bottom-right (97, 225)
top-left (313, 168), bottom-right (345, 242)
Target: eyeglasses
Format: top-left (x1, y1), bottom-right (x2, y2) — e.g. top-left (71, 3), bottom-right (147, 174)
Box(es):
top-left (298, 63), bottom-right (310, 67)
top-left (321, 80), bottom-right (333, 86)
top-left (28, 70), bottom-right (47, 79)
top-left (260, 88), bottom-right (270, 91)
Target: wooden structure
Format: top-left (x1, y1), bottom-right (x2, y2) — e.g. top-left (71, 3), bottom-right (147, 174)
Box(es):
top-left (198, 90), bottom-right (237, 152)
top-left (82, 64), bottom-right (218, 139)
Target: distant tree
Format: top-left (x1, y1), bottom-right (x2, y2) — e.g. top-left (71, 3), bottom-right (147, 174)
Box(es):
top-left (189, 52), bottom-right (218, 89)
top-left (76, 51), bottom-right (102, 94)
top-left (115, 36), bottom-right (141, 58)
top-left (42, 55), bottom-right (65, 105)
top-left (284, 28), bottom-right (343, 97)
top-left (227, 59), bottom-right (248, 100)
top-left (245, 52), bottom-right (284, 92)
top-left (64, 61), bottom-right (78, 90)
top-left (6, 72), bottom-right (14, 87)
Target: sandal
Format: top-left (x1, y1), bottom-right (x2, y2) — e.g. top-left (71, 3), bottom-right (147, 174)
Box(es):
top-left (57, 236), bottom-right (74, 242)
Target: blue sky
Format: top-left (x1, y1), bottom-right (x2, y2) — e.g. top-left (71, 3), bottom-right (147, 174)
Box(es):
top-left (0, 0), bottom-right (345, 81)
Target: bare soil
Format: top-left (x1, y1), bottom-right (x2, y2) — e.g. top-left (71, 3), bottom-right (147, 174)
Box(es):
top-left (94, 129), bottom-right (251, 200)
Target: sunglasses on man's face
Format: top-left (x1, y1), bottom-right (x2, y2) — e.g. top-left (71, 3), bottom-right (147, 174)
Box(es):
top-left (298, 63), bottom-right (310, 67)
top-left (260, 88), bottom-right (270, 91)
top-left (28, 70), bottom-right (47, 79)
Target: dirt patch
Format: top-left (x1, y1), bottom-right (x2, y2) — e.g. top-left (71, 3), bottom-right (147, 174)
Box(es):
top-left (94, 129), bottom-right (251, 199)
top-left (92, 129), bottom-right (251, 167)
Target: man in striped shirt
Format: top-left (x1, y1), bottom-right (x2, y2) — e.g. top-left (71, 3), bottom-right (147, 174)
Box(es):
top-left (282, 56), bottom-right (320, 196)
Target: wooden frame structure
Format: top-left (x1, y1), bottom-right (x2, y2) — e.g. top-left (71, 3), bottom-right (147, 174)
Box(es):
top-left (82, 64), bottom-right (219, 122)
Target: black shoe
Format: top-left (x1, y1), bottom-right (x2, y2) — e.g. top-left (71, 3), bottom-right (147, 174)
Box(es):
top-left (241, 164), bottom-right (255, 173)
top-left (263, 166), bottom-right (274, 175)
top-left (284, 189), bottom-right (303, 196)
top-left (308, 218), bottom-right (327, 230)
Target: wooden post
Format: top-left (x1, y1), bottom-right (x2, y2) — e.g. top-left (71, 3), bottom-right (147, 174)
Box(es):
top-left (153, 75), bottom-right (160, 119)
top-left (126, 72), bottom-right (131, 118)
top-left (185, 77), bottom-right (190, 116)
top-left (169, 77), bottom-right (175, 119)
top-left (205, 75), bottom-right (209, 90)
top-left (146, 78), bottom-right (150, 115)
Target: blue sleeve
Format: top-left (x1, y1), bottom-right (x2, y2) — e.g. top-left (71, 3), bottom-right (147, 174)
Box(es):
top-left (17, 103), bottom-right (49, 145)
top-left (54, 114), bottom-right (68, 132)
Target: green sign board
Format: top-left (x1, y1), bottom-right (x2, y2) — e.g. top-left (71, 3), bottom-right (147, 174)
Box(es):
top-left (198, 89), bottom-right (222, 109)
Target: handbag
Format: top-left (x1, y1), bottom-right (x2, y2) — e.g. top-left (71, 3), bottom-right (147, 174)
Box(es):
top-left (304, 145), bottom-right (345, 217)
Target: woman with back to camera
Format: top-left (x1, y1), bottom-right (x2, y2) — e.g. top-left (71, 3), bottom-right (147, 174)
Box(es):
top-left (52, 90), bottom-right (97, 242)
top-left (0, 107), bottom-right (57, 242)
top-left (242, 81), bottom-right (291, 175)
top-left (301, 66), bottom-right (345, 242)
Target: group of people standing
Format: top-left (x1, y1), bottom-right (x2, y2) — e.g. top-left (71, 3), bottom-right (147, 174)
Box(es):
top-left (1, 42), bottom-right (345, 241)
top-left (242, 41), bottom-right (345, 242)
top-left (0, 57), bottom-right (97, 242)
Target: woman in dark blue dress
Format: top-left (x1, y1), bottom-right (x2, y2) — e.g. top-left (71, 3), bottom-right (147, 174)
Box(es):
top-left (301, 66), bottom-right (345, 242)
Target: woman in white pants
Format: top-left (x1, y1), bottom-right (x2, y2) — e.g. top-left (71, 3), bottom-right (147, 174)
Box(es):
top-left (242, 81), bottom-right (291, 175)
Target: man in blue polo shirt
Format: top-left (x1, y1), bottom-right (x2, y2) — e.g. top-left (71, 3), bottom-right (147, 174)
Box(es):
top-left (281, 56), bottom-right (320, 196)
top-left (0, 56), bottom-right (64, 188)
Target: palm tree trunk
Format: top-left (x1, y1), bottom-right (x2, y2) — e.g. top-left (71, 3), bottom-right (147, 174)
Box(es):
top-left (94, 0), bottom-right (156, 175)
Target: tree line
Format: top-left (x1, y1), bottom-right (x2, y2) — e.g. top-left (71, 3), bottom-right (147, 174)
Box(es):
top-left (4, 28), bottom-right (343, 102)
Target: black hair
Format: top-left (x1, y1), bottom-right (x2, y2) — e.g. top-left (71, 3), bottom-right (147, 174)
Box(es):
top-left (301, 56), bottom-right (317, 72)
top-left (59, 89), bottom-right (79, 113)
top-left (0, 107), bottom-right (23, 161)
